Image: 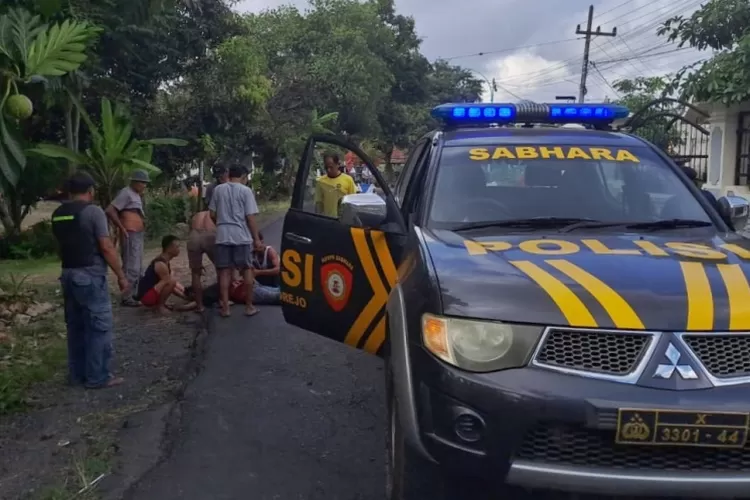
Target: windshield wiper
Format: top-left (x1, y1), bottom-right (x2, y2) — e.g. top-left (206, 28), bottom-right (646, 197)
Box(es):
top-left (453, 217), bottom-right (599, 232)
top-left (557, 220), bottom-right (639, 233)
top-left (623, 219), bottom-right (713, 230)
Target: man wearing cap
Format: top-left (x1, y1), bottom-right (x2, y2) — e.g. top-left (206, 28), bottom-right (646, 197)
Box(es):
top-left (52, 172), bottom-right (129, 389)
top-left (106, 170), bottom-right (150, 306)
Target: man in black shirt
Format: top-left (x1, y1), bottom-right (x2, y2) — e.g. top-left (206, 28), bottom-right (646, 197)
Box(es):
top-left (51, 173), bottom-right (129, 389)
top-left (203, 165), bottom-right (228, 208)
top-left (136, 235), bottom-right (187, 314)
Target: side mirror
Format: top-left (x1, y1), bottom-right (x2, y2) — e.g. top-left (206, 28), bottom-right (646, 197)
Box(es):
top-left (718, 194), bottom-right (750, 232)
top-left (340, 192), bottom-right (387, 228)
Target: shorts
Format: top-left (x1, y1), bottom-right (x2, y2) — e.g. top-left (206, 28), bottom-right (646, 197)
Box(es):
top-left (140, 288), bottom-right (159, 307)
top-left (215, 244), bottom-right (253, 270)
top-left (187, 230), bottom-right (216, 271)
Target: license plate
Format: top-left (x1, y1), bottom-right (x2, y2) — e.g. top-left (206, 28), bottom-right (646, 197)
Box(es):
top-left (616, 409), bottom-right (750, 448)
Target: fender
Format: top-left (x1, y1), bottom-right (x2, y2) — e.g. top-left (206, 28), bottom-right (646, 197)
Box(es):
top-left (387, 283), bottom-right (437, 463)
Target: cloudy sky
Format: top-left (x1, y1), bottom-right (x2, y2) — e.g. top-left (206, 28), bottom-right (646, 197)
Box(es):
top-left (236, 0), bottom-right (709, 103)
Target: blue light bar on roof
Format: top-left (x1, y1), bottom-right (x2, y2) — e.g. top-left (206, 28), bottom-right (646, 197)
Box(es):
top-left (431, 102), bottom-right (630, 126)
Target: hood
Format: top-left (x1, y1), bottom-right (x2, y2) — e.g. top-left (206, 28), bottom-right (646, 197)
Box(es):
top-left (423, 228), bottom-right (750, 331)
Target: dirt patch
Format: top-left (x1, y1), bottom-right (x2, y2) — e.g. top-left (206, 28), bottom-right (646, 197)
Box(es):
top-left (0, 210), bottom-right (286, 500)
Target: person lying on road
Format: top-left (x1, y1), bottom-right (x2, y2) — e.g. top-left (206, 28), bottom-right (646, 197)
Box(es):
top-left (179, 278), bottom-right (281, 311)
top-left (135, 235), bottom-right (187, 313)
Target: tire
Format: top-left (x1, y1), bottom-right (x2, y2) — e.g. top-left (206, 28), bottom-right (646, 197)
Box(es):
top-left (385, 380), bottom-right (445, 499)
top-left (384, 347), bottom-right (502, 500)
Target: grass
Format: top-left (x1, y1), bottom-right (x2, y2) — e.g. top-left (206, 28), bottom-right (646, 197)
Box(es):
top-left (255, 198), bottom-right (290, 226)
top-left (0, 198), bottom-right (290, 286)
top-left (36, 451), bottom-right (112, 500)
top-left (0, 309), bottom-right (67, 415)
top-left (0, 256), bottom-right (60, 279)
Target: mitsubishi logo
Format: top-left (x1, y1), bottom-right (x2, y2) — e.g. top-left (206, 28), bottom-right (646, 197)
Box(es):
top-left (653, 343), bottom-right (698, 380)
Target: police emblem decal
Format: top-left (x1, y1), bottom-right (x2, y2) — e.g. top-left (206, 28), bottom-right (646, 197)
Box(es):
top-left (321, 261), bottom-right (352, 312)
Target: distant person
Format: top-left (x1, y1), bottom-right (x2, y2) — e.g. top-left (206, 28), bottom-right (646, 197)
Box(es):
top-left (135, 235), bottom-right (186, 314)
top-left (106, 170), bottom-right (150, 307)
top-left (249, 232), bottom-right (281, 303)
top-left (204, 165), bottom-right (228, 208)
top-left (315, 153), bottom-right (357, 218)
top-left (209, 164), bottom-right (262, 318)
top-left (52, 172), bottom-right (128, 389)
top-left (186, 209), bottom-right (217, 313)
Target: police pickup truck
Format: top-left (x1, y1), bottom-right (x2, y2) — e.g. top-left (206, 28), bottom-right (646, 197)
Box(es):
top-left (278, 102), bottom-right (750, 499)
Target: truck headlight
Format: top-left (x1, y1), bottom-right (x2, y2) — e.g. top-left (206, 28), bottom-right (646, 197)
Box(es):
top-left (422, 313), bottom-right (543, 372)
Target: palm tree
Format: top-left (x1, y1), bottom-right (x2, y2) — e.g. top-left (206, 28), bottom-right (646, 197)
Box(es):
top-left (29, 98), bottom-right (187, 207)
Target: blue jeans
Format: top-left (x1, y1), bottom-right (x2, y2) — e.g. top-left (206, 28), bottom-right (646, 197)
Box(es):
top-left (60, 270), bottom-right (113, 388)
top-left (253, 284), bottom-right (280, 305)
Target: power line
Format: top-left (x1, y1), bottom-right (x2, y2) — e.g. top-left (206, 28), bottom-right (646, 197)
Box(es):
top-left (592, 0), bottom-right (637, 21)
top-left (442, 37), bottom-right (581, 61)
top-left (590, 61), bottom-right (621, 97)
top-left (596, 46), bottom-right (693, 65)
top-left (495, 0), bottom-right (701, 87)
top-left (466, 0), bottom-right (706, 97)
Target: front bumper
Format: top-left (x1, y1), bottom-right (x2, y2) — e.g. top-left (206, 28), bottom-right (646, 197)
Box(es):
top-left (412, 347), bottom-right (750, 498)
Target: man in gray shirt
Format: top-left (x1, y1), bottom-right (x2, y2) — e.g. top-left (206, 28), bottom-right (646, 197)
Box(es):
top-left (209, 164), bottom-right (262, 317)
top-left (106, 170), bottom-right (150, 306)
top-left (51, 172), bottom-right (129, 389)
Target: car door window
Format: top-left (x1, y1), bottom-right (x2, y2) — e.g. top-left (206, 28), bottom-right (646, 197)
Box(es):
top-left (301, 146), bottom-right (385, 220)
top-left (395, 140), bottom-right (427, 206)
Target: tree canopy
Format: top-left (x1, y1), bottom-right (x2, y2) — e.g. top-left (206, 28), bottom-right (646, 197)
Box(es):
top-left (659, 0), bottom-right (750, 104)
top-left (0, 0), bottom-right (483, 233)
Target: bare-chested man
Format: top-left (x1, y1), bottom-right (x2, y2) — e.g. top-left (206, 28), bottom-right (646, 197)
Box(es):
top-left (186, 210), bottom-right (216, 312)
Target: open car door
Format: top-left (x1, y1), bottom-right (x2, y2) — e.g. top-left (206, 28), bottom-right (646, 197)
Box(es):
top-left (280, 134), bottom-right (406, 356)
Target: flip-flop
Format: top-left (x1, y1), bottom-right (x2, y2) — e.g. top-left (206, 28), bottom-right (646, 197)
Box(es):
top-left (220, 310), bottom-right (231, 318)
top-left (244, 308), bottom-right (259, 317)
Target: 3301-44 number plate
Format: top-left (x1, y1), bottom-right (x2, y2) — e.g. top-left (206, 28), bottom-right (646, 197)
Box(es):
top-left (616, 409), bottom-right (750, 448)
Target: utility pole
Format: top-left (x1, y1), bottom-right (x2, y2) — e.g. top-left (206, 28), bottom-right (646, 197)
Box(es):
top-left (576, 5), bottom-right (616, 103)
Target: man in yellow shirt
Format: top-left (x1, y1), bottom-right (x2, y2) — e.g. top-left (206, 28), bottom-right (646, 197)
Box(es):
top-left (315, 153), bottom-right (358, 218)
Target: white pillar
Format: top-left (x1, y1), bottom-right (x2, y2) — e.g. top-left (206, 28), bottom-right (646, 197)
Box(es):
top-left (704, 108), bottom-right (744, 196)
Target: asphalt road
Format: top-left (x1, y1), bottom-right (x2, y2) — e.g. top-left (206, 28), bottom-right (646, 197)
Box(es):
top-left (127, 216), bottom-right (386, 500)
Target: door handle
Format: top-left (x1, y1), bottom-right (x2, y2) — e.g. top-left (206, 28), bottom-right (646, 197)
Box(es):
top-left (285, 232), bottom-right (312, 244)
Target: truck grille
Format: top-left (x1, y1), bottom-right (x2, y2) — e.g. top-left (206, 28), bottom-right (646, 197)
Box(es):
top-left (683, 334), bottom-right (750, 378)
top-left (534, 328), bottom-right (651, 376)
top-left (517, 424), bottom-right (750, 471)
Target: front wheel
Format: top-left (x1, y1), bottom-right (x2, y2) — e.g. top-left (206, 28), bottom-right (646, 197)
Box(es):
top-left (384, 362), bottom-right (507, 500)
top-left (386, 393), bottom-right (448, 500)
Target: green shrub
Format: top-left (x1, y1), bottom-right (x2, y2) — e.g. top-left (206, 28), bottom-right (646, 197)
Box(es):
top-left (145, 195), bottom-right (189, 240)
top-left (0, 221), bottom-right (58, 260)
top-left (250, 171), bottom-right (286, 201)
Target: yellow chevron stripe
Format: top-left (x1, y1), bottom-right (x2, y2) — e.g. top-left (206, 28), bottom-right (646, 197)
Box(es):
top-left (510, 261), bottom-right (597, 327)
top-left (680, 262), bottom-right (714, 331)
top-left (363, 315), bottom-right (387, 354)
top-left (717, 264), bottom-right (750, 330)
top-left (370, 231), bottom-right (397, 288)
top-left (547, 260), bottom-right (644, 330)
top-left (345, 228), bottom-right (388, 347)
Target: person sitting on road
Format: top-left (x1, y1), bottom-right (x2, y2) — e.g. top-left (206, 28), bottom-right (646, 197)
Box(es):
top-left (249, 231), bottom-right (281, 303)
top-left (135, 235), bottom-right (187, 313)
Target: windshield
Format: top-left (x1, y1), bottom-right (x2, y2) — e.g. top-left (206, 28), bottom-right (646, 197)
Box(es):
top-left (428, 144), bottom-right (713, 227)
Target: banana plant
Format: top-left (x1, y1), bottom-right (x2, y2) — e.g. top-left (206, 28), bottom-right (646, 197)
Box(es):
top-left (29, 98), bottom-right (187, 207)
top-left (0, 7), bottom-right (100, 193)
